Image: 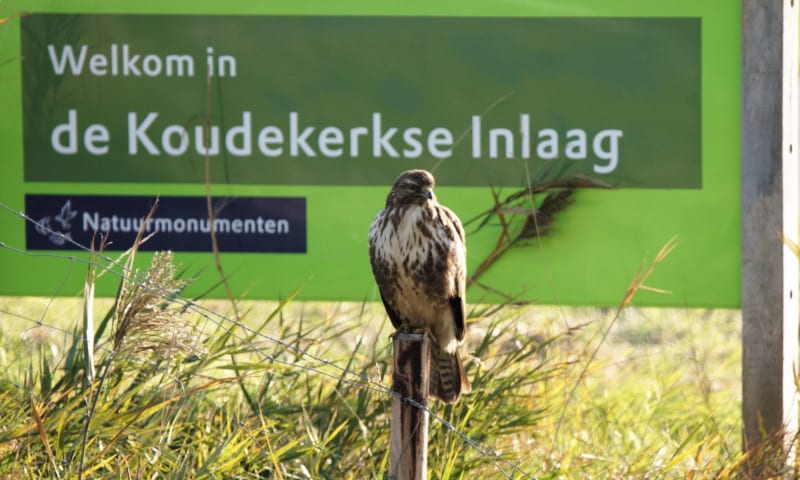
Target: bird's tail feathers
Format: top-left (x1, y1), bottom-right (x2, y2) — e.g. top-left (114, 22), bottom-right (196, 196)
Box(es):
top-left (430, 348), bottom-right (470, 404)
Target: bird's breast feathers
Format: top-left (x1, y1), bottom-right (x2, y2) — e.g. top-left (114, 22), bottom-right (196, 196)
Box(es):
top-left (369, 203), bottom-right (464, 307)
top-left (371, 204), bottom-right (461, 266)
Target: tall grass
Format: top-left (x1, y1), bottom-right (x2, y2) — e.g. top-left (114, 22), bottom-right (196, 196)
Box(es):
top-left (0, 243), bottom-right (757, 478)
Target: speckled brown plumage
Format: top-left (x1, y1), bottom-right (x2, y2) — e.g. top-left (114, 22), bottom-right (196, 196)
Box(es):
top-left (368, 169), bottom-right (470, 403)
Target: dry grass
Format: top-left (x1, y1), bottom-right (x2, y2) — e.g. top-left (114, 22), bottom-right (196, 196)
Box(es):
top-left (0, 233), bottom-right (788, 478)
top-left (0, 269), bottom-right (754, 478)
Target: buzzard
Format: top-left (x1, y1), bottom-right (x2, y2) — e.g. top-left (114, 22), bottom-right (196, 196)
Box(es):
top-left (368, 169), bottom-right (470, 403)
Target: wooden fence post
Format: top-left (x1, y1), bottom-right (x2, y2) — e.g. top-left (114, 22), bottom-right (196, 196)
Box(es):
top-left (741, 0), bottom-right (799, 468)
top-left (388, 333), bottom-right (430, 480)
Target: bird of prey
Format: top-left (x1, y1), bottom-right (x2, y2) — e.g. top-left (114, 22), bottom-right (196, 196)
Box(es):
top-left (368, 169), bottom-right (470, 403)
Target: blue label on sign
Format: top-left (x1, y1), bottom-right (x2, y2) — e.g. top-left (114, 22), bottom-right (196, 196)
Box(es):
top-left (25, 194), bottom-right (306, 253)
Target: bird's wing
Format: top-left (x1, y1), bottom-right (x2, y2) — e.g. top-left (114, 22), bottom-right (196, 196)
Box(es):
top-left (379, 291), bottom-right (404, 330)
top-left (449, 295), bottom-right (466, 341)
top-left (368, 209), bottom-right (405, 330)
top-left (442, 205), bottom-right (468, 341)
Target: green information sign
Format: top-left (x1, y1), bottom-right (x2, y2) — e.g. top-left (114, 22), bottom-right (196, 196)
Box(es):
top-left (22, 14), bottom-right (700, 188)
top-left (0, 0), bottom-right (741, 307)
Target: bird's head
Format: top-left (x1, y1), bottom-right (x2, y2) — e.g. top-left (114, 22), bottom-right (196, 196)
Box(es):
top-left (386, 169), bottom-right (436, 208)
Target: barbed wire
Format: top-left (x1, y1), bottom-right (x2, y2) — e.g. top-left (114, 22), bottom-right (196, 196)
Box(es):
top-left (0, 201), bottom-right (538, 479)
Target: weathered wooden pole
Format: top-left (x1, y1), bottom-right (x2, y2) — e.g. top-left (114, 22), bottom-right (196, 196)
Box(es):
top-left (741, 0), bottom-right (799, 468)
top-left (388, 333), bottom-right (431, 480)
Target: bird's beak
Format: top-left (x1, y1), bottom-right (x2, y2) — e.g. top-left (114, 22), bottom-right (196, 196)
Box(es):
top-left (424, 189), bottom-right (434, 200)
